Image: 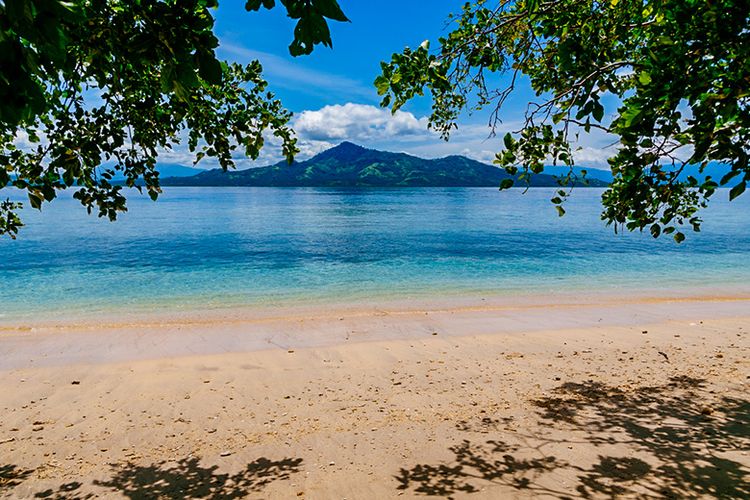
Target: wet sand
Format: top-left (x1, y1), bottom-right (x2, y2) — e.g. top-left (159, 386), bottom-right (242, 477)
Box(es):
top-left (1, 293), bottom-right (748, 498)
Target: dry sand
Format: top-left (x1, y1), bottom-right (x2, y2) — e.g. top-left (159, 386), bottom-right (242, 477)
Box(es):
top-left (1, 292), bottom-right (748, 499)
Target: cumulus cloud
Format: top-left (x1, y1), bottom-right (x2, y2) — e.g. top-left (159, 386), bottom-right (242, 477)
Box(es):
top-left (296, 139), bottom-right (335, 158)
top-left (570, 145), bottom-right (617, 166)
top-left (395, 120), bottom-right (617, 168)
top-left (293, 103), bottom-right (431, 142)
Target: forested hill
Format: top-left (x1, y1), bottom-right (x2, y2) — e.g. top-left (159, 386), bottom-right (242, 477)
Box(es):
top-left (161, 142), bottom-right (608, 187)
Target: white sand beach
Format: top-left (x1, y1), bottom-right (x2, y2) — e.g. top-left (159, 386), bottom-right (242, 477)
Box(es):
top-left (1, 292), bottom-right (748, 498)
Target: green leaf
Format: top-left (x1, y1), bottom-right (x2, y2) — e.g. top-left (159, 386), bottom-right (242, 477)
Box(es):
top-left (160, 64), bottom-right (176, 93)
top-left (245, 0), bottom-right (275, 11)
top-left (176, 63), bottom-right (201, 90)
top-left (592, 101), bottom-right (604, 122)
top-left (673, 232), bottom-right (685, 243)
top-left (619, 106), bottom-right (642, 128)
top-left (198, 52), bottom-right (223, 85)
top-left (729, 181), bottom-right (746, 201)
top-left (720, 169), bottom-right (741, 185)
top-left (28, 192), bottom-right (43, 210)
top-left (499, 178), bottom-right (514, 190)
top-left (374, 75), bottom-right (390, 95)
top-left (552, 111), bottom-right (566, 124)
top-left (313, 0), bottom-right (349, 22)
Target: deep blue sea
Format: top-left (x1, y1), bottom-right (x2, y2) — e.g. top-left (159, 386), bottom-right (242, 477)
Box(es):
top-left (1, 187), bottom-right (749, 322)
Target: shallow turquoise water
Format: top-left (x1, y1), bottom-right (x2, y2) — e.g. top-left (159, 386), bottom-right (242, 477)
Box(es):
top-left (1, 187), bottom-right (748, 322)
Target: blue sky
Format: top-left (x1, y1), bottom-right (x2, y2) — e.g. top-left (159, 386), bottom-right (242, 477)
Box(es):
top-left (213, 2), bottom-right (455, 113)
top-left (165, 1), bottom-right (614, 169)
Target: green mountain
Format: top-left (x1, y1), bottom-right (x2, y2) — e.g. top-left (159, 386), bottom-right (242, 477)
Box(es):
top-left (161, 142), bottom-right (608, 187)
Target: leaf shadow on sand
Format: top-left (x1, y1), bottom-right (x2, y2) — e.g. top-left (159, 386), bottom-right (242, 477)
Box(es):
top-left (93, 456), bottom-right (303, 499)
top-left (396, 375), bottom-right (750, 499)
top-left (13, 456), bottom-right (302, 500)
top-left (34, 481), bottom-right (93, 500)
top-left (394, 439), bottom-right (567, 498)
top-left (1, 464), bottom-right (33, 491)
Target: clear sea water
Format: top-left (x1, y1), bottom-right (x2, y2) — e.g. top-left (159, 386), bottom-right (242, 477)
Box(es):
top-left (1, 187), bottom-right (748, 323)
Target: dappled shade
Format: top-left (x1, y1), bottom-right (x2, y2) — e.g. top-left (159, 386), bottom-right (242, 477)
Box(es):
top-left (2, 457), bottom-right (302, 500)
top-left (0, 464), bottom-right (33, 491)
top-left (396, 375), bottom-right (749, 498)
top-left (94, 456), bottom-right (303, 499)
top-left (395, 440), bottom-right (564, 498)
top-left (34, 481), bottom-right (93, 500)
top-left (535, 376), bottom-right (749, 498)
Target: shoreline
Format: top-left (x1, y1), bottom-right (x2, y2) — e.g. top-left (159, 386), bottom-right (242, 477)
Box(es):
top-left (3, 280), bottom-right (750, 329)
top-left (1, 290), bottom-right (749, 371)
top-left (3, 283), bottom-right (750, 330)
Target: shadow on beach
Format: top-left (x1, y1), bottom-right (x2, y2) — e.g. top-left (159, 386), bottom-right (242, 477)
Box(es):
top-left (396, 375), bottom-right (750, 499)
top-left (1, 464), bottom-right (33, 491)
top-left (4, 376), bottom-right (748, 499)
top-left (4, 456), bottom-right (302, 499)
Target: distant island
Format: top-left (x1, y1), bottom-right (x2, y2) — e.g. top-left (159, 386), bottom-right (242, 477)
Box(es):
top-left (159, 142), bottom-right (610, 188)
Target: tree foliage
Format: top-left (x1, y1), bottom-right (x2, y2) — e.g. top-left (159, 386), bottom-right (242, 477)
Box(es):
top-left (0, 0), bottom-right (348, 238)
top-left (376, 0), bottom-right (750, 241)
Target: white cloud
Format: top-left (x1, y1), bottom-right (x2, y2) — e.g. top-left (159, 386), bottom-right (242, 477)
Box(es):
top-left (13, 130), bottom-right (39, 152)
top-left (293, 103), bottom-right (431, 142)
top-left (571, 145), bottom-right (616, 166)
top-left (461, 148), bottom-right (498, 164)
top-left (296, 139), bottom-right (335, 158)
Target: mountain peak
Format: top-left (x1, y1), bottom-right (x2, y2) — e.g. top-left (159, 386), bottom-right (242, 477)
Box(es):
top-left (312, 141), bottom-right (368, 161)
top-left (330, 141), bottom-right (367, 154)
top-left (334, 141), bottom-right (365, 151)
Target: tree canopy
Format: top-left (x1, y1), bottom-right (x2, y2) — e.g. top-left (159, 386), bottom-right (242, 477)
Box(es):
top-left (0, 0), bottom-right (348, 238)
top-left (376, 0), bottom-right (750, 241)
